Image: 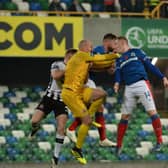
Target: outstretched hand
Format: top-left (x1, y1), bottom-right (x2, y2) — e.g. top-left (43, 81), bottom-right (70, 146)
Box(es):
top-left (113, 82), bottom-right (119, 93)
top-left (163, 77), bottom-right (168, 88)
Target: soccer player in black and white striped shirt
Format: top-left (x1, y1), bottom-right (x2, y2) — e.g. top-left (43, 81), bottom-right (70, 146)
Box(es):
top-left (29, 49), bottom-right (77, 168)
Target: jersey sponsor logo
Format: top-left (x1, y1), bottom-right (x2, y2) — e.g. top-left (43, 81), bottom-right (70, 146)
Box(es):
top-left (0, 16), bottom-right (83, 57)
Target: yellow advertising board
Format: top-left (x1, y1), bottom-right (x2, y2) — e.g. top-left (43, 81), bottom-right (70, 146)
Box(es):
top-left (0, 16), bottom-right (83, 57)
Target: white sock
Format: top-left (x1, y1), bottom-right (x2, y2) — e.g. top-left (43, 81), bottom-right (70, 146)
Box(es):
top-left (54, 133), bottom-right (64, 158)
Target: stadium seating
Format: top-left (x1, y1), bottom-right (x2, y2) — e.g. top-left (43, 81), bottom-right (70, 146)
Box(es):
top-left (1, 84), bottom-right (168, 163)
top-left (3, 1), bottom-right (18, 10)
top-left (16, 2), bottom-right (29, 11)
top-left (81, 2), bottom-right (91, 12)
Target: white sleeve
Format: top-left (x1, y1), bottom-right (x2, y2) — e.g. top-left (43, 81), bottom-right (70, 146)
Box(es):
top-left (51, 61), bottom-right (65, 71)
top-left (85, 79), bottom-right (96, 88)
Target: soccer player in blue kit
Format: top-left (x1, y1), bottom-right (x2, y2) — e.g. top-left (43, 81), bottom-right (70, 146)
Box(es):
top-left (113, 36), bottom-right (168, 155)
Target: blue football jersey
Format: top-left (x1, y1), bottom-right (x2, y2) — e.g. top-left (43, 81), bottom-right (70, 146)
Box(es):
top-left (93, 45), bottom-right (105, 54)
top-left (115, 48), bottom-right (164, 85)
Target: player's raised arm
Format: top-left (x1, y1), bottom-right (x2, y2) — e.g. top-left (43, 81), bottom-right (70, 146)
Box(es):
top-left (86, 53), bottom-right (119, 62)
top-left (137, 49), bottom-right (165, 80)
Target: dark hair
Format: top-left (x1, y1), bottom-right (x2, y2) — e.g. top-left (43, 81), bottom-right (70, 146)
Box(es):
top-left (65, 48), bottom-right (78, 55)
top-left (103, 33), bottom-right (117, 40)
top-left (117, 36), bottom-right (128, 43)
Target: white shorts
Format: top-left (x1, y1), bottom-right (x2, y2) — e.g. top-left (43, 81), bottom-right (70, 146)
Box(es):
top-left (85, 79), bottom-right (96, 89)
top-left (121, 80), bottom-right (156, 114)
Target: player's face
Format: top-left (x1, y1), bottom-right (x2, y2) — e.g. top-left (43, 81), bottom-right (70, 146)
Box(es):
top-left (85, 41), bottom-right (93, 53)
top-left (114, 40), bottom-right (124, 53)
top-left (110, 39), bottom-right (118, 51)
top-left (104, 39), bottom-right (118, 52)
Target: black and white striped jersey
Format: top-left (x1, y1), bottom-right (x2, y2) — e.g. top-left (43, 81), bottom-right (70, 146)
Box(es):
top-left (46, 61), bottom-right (65, 100)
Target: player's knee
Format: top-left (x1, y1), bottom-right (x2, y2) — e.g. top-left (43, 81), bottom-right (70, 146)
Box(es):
top-left (121, 114), bottom-right (130, 120)
top-left (81, 115), bottom-right (92, 125)
top-left (101, 89), bottom-right (107, 97)
top-left (95, 89), bottom-right (107, 99)
top-left (57, 126), bottom-right (65, 136)
top-left (31, 118), bottom-right (39, 125)
top-left (147, 110), bottom-right (157, 117)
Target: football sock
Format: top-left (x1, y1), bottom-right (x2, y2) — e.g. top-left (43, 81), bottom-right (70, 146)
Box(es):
top-left (95, 112), bottom-right (106, 140)
top-left (76, 124), bottom-right (89, 149)
top-left (117, 119), bottom-right (128, 148)
top-left (54, 133), bottom-right (64, 158)
top-left (151, 114), bottom-right (163, 144)
top-left (69, 118), bottom-right (81, 131)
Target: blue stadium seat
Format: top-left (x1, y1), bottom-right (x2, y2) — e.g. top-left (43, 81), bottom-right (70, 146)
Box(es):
top-left (0, 0), bottom-right (11, 2)
top-left (60, 0), bottom-right (72, 6)
top-left (156, 153), bottom-right (168, 160)
top-left (6, 136), bottom-right (18, 144)
top-left (137, 130), bottom-right (150, 140)
top-left (32, 86), bottom-right (44, 93)
top-left (0, 125), bottom-right (4, 131)
top-left (29, 2), bottom-right (42, 11)
top-left (37, 130), bottom-right (49, 140)
top-left (4, 102), bottom-right (16, 109)
top-left (3, 91), bottom-right (16, 98)
top-left (4, 113), bottom-right (17, 122)
top-left (7, 147), bottom-right (20, 160)
top-left (118, 153), bottom-right (131, 161)
top-left (22, 97), bottom-right (32, 104)
top-left (92, 3), bottom-right (104, 12)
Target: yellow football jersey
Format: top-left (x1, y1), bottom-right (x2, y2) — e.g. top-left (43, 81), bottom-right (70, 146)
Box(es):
top-left (63, 51), bottom-right (119, 92)
top-left (63, 51), bottom-right (90, 92)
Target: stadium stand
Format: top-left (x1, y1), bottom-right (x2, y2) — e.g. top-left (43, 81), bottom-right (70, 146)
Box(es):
top-left (0, 84), bottom-right (168, 162)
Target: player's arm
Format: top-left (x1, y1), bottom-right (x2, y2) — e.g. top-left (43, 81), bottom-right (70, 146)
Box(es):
top-left (86, 53), bottom-right (119, 62)
top-left (137, 50), bottom-right (164, 79)
top-left (114, 59), bottom-right (121, 93)
top-left (51, 69), bottom-right (65, 80)
top-left (91, 60), bottom-right (116, 71)
top-left (138, 50), bottom-right (168, 88)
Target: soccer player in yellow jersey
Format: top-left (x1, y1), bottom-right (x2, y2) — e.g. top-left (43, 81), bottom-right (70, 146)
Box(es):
top-left (61, 39), bottom-right (118, 164)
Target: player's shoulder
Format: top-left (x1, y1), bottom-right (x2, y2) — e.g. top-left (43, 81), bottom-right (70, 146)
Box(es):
top-left (131, 48), bottom-right (146, 55)
top-left (51, 61), bottom-right (65, 70)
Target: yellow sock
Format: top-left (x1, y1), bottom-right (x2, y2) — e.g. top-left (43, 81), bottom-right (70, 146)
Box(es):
top-left (76, 124), bottom-right (89, 149)
top-left (88, 97), bottom-right (104, 116)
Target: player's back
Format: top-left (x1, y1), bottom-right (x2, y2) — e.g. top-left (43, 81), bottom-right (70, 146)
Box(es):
top-left (63, 51), bottom-right (90, 92)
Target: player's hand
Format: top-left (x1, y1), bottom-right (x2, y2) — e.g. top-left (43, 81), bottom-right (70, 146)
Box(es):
top-left (114, 82), bottom-right (119, 93)
top-left (163, 77), bottom-right (168, 88)
top-left (107, 64), bottom-right (115, 75)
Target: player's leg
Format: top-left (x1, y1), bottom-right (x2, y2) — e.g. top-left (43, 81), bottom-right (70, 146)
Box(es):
top-left (51, 99), bottom-right (68, 167)
top-left (139, 80), bottom-right (163, 151)
top-left (116, 113), bottom-right (130, 155)
top-left (95, 105), bottom-right (116, 147)
top-left (83, 87), bottom-right (106, 127)
top-left (61, 89), bottom-right (89, 164)
top-left (148, 110), bottom-right (163, 151)
top-left (29, 95), bottom-right (51, 139)
top-left (29, 109), bottom-right (46, 140)
top-left (116, 86), bottom-right (135, 156)
top-left (85, 79), bottom-right (116, 146)
top-left (66, 117), bottom-right (81, 143)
